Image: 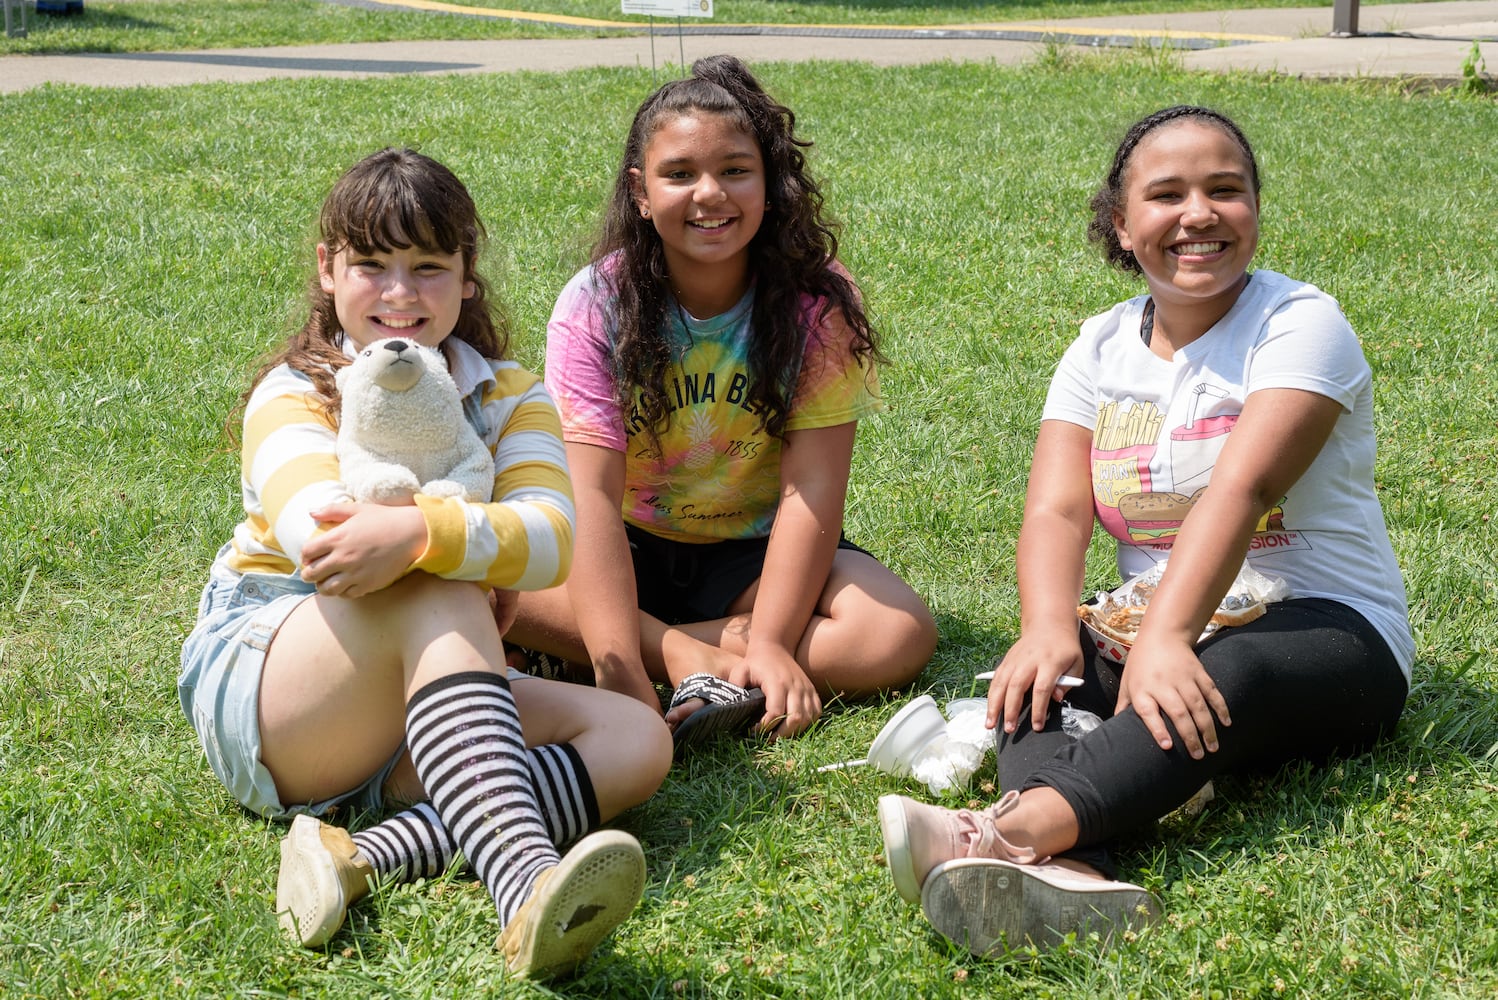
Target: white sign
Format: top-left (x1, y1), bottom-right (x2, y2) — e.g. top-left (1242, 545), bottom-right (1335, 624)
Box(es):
top-left (622, 0), bottom-right (713, 16)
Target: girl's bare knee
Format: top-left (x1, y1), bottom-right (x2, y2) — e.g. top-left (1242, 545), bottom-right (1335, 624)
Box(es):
top-left (847, 600), bottom-right (938, 690)
top-left (585, 695), bottom-right (672, 816)
top-left (388, 571), bottom-right (486, 604)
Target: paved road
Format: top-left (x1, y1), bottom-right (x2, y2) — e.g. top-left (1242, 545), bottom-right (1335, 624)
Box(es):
top-left (2, 2), bottom-right (1494, 93)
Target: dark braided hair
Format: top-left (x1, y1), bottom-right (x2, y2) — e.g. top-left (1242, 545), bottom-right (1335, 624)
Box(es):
top-left (595, 54), bottom-right (880, 445)
top-left (1087, 106), bottom-right (1261, 274)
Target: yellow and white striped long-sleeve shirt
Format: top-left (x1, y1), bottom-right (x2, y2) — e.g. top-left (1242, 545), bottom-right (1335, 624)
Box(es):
top-left (217, 338), bottom-right (573, 591)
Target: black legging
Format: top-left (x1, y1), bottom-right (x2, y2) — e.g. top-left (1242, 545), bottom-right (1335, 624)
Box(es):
top-left (997, 598), bottom-right (1408, 872)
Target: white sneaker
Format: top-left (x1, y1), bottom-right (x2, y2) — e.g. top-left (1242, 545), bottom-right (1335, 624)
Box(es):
top-left (878, 789), bottom-right (1037, 904)
top-left (498, 830), bottom-right (646, 980)
top-left (920, 856), bottom-right (1160, 956)
top-left (275, 814), bottom-right (375, 947)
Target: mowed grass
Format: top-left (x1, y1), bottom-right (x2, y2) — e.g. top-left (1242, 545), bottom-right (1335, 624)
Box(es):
top-left (0, 0), bottom-right (1437, 54)
top-left (1, 53), bottom-right (1496, 999)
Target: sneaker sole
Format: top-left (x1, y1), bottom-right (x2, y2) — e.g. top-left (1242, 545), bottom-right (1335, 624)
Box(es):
top-left (920, 858), bottom-right (1160, 956)
top-left (504, 830), bottom-right (646, 979)
top-left (275, 814), bottom-right (346, 947)
top-left (876, 795), bottom-right (924, 905)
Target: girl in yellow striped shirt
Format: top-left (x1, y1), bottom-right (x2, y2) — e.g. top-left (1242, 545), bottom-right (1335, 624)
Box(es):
top-left (178, 148), bottom-right (671, 979)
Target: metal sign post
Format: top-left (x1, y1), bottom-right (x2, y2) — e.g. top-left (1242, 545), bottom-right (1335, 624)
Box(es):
top-left (1331, 0), bottom-right (1361, 36)
top-left (4, 0), bottom-right (27, 39)
top-left (621, 0), bottom-right (714, 73)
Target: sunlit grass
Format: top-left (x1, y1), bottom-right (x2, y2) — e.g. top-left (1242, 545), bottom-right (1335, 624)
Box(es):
top-left (1, 50), bottom-right (1495, 1000)
top-left (0, 0), bottom-right (1440, 54)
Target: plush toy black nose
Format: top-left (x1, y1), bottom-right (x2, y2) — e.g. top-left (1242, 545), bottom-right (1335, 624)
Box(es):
top-left (383, 339), bottom-right (409, 353)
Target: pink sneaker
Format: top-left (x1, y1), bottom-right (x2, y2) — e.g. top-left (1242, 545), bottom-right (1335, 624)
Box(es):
top-left (878, 789), bottom-right (1038, 904)
top-left (921, 857), bottom-right (1161, 956)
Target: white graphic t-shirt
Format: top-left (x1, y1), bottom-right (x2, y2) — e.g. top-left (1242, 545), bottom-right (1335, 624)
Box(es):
top-left (1043, 269), bottom-right (1414, 678)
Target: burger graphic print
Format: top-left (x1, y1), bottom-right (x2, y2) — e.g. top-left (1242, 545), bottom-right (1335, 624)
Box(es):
top-left (1090, 382), bottom-right (1286, 548)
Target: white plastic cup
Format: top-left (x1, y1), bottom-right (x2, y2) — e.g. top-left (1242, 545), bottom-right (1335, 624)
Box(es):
top-left (867, 695), bottom-right (949, 777)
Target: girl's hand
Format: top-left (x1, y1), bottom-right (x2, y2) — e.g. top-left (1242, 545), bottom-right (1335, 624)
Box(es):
top-left (732, 645), bottom-right (822, 740)
top-left (986, 625), bottom-right (1085, 735)
top-left (1115, 637), bottom-right (1231, 757)
top-left (300, 502), bottom-right (427, 598)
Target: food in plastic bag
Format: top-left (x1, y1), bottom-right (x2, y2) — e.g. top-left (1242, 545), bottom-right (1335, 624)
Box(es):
top-left (1078, 559), bottom-right (1289, 663)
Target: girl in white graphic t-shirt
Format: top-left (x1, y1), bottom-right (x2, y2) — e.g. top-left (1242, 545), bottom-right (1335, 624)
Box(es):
top-left (878, 106), bottom-right (1412, 958)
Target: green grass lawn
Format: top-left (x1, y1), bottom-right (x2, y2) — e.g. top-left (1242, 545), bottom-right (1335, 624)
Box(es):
top-left (2, 47), bottom-right (1496, 1000)
top-left (0, 0), bottom-right (1451, 54)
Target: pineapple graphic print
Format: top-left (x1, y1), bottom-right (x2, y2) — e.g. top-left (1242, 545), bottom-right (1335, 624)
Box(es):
top-left (684, 408), bottom-right (718, 473)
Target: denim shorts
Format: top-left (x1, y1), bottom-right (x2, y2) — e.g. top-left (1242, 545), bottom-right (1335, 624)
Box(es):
top-left (177, 560), bottom-right (381, 819)
top-left (178, 555), bottom-right (525, 820)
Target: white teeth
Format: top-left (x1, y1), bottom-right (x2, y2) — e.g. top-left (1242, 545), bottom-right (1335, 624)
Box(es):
top-left (380, 317), bottom-right (421, 328)
top-left (692, 218), bottom-right (730, 230)
top-left (1175, 242), bottom-right (1224, 255)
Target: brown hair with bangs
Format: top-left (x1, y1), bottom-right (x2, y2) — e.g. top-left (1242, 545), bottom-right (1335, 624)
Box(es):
top-left (243, 148), bottom-right (509, 420)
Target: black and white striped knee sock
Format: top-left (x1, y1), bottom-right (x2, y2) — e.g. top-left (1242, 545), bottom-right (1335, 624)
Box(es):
top-left (528, 742), bottom-right (600, 847)
top-left (405, 671), bottom-right (558, 924)
top-left (352, 801), bottom-right (452, 879)
top-left (351, 743), bottom-right (600, 879)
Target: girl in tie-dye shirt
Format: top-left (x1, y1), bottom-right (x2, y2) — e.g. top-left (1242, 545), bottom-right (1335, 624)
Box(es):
top-left (506, 56), bottom-right (937, 744)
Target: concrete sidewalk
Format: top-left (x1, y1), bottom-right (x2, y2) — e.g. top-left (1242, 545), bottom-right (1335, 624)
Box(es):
top-left (2, 2), bottom-right (1493, 94)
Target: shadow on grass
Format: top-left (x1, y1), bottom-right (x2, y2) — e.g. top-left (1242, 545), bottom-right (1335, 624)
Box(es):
top-left (10, 6), bottom-right (171, 49)
top-left (87, 49), bottom-right (485, 72)
top-left (1400, 652), bottom-right (1496, 759)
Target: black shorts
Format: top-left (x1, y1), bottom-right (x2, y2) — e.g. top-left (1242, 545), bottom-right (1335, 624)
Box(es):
top-left (624, 522), bottom-right (873, 626)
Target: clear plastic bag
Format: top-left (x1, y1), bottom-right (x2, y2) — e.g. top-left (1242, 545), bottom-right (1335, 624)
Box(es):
top-left (1079, 558), bottom-right (1290, 663)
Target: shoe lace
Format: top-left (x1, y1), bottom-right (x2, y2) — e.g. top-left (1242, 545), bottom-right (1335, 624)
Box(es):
top-left (951, 789), bottom-right (1041, 864)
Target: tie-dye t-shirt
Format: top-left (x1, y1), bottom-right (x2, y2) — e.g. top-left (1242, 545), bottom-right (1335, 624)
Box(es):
top-left (545, 260), bottom-right (884, 543)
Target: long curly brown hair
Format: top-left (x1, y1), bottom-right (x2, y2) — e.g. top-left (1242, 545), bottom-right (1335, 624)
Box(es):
top-left (594, 55), bottom-right (881, 445)
top-left (239, 148), bottom-right (508, 425)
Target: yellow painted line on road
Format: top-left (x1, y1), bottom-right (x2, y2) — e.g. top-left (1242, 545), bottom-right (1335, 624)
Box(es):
top-left (362, 0), bottom-right (624, 28)
top-left (1002, 23), bottom-right (1290, 42)
top-left (355, 0), bottom-right (1294, 44)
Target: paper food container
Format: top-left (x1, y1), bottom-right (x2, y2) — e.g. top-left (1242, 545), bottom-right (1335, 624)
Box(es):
top-left (1081, 616), bottom-right (1135, 665)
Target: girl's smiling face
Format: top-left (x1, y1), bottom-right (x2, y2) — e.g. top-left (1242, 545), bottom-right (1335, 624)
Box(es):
top-left (317, 242), bottom-right (474, 352)
top-left (1113, 120), bottom-right (1260, 331)
top-left (631, 111), bottom-right (767, 309)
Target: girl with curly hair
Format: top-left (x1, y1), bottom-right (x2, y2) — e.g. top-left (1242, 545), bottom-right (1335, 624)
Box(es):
top-left (507, 56), bottom-right (937, 746)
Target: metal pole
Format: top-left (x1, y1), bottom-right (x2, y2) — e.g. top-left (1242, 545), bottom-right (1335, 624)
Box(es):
top-left (5, 0), bottom-right (28, 40)
top-left (1331, 0), bottom-right (1360, 37)
top-left (648, 14), bottom-right (656, 77)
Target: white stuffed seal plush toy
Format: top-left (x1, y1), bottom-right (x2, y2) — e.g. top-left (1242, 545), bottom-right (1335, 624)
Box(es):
top-left (334, 338), bottom-right (494, 504)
